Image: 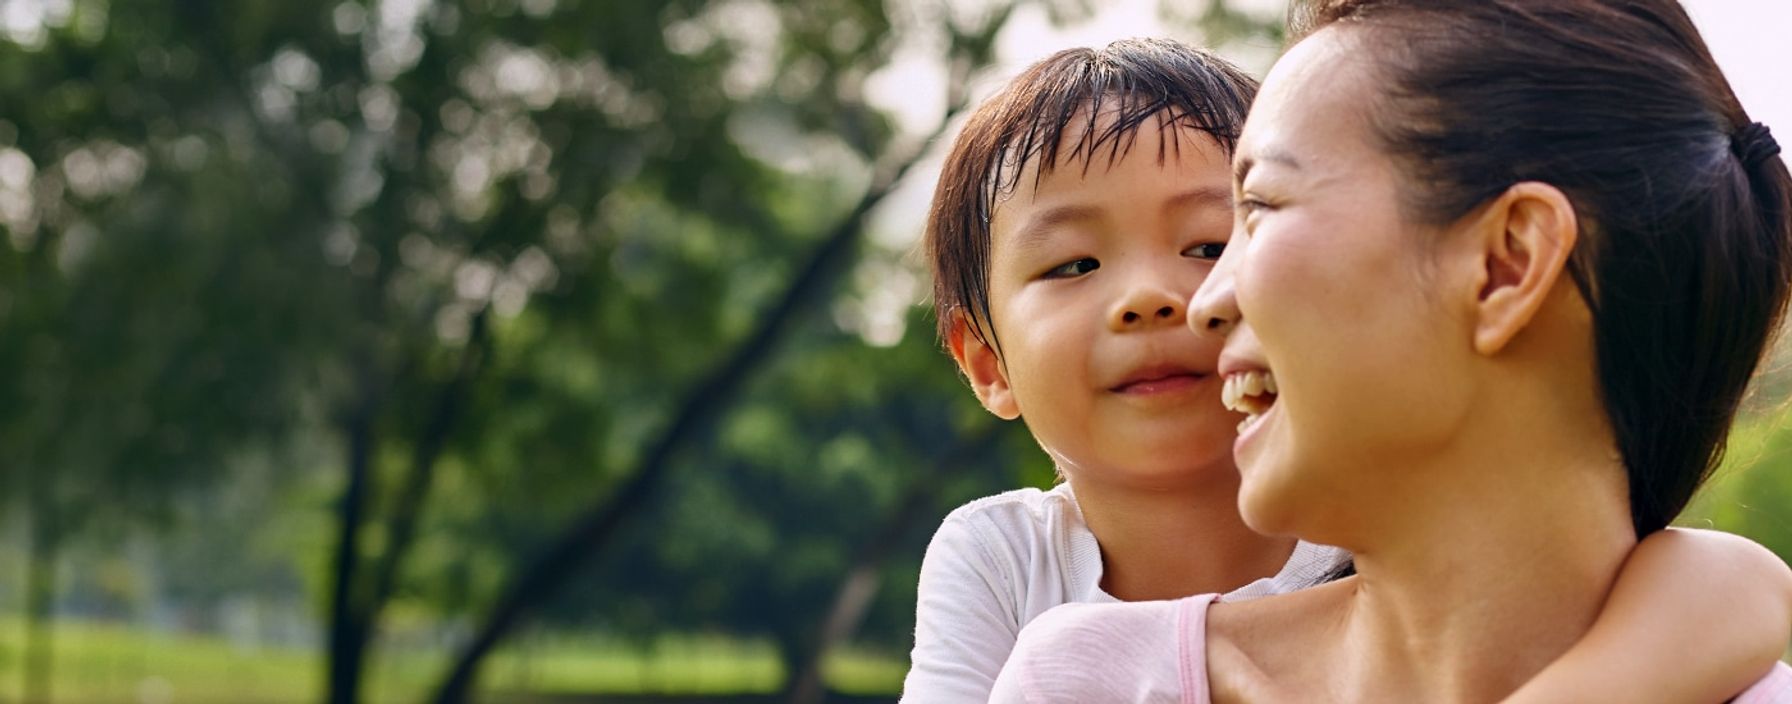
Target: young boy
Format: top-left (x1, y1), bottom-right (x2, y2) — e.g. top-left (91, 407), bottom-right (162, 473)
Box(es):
top-left (903, 38), bottom-right (1792, 703)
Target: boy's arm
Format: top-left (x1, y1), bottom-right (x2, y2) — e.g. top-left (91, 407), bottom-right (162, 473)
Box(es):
top-left (1504, 528), bottom-right (1792, 704)
top-left (901, 513), bottom-right (1023, 703)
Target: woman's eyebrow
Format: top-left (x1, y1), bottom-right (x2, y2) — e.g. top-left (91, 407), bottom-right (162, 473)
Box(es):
top-left (1233, 148), bottom-right (1303, 184)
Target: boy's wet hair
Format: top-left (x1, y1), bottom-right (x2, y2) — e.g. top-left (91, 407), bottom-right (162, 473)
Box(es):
top-left (924, 38), bottom-right (1258, 357)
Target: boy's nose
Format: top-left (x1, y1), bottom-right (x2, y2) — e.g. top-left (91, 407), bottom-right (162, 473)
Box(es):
top-left (1109, 284), bottom-right (1186, 331)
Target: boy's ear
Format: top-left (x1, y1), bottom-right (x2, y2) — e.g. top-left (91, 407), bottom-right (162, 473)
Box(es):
top-left (1461, 181), bottom-right (1580, 356)
top-left (946, 311), bottom-right (1020, 420)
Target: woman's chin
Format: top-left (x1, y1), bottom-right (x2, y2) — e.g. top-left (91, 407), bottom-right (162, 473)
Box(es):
top-left (1235, 455), bottom-right (1313, 538)
top-left (1236, 477), bottom-right (1289, 536)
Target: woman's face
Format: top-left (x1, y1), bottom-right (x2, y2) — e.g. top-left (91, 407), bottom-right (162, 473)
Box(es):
top-left (1191, 28), bottom-right (1481, 542)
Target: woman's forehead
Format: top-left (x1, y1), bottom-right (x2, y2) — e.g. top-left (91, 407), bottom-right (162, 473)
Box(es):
top-left (1240, 30), bottom-right (1385, 178)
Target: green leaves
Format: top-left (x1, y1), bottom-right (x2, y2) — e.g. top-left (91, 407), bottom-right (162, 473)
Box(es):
top-left (0, 1), bottom-right (1294, 699)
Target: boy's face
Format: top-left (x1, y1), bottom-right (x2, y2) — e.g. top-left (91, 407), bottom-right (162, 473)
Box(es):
top-left (952, 113), bottom-right (1239, 490)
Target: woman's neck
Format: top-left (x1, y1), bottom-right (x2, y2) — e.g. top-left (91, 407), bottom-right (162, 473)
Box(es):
top-left (1071, 467), bottom-right (1297, 602)
top-left (1335, 422), bottom-right (1637, 702)
top-left (1210, 384), bottom-right (1639, 704)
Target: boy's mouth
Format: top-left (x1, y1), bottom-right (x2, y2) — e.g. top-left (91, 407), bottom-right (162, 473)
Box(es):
top-left (1110, 364), bottom-right (1205, 395)
top-left (1221, 369), bottom-right (1279, 434)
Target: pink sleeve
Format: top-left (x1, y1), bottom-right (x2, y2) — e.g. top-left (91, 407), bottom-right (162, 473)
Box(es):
top-left (988, 598), bottom-right (1192, 703)
top-left (1178, 594), bottom-right (1219, 704)
top-left (1733, 662), bottom-right (1792, 703)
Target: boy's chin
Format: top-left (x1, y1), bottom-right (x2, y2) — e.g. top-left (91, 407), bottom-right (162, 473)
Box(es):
top-left (1083, 452), bottom-right (1240, 492)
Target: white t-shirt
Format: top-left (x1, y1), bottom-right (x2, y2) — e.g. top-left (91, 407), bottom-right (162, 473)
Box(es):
top-left (900, 483), bottom-right (1350, 703)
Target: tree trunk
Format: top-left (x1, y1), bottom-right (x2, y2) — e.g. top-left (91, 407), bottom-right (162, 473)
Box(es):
top-left (325, 310), bottom-right (488, 704)
top-left (23, 498), bottom-right (60, 704)
top-left (785, 423), bottom-right (1002, 704)
top-left (784, 510), bottom-right (912, 704)
top-left (777, 633), bottom-right (814, 704)
top-left (327, 390), bottom-right (379, 704)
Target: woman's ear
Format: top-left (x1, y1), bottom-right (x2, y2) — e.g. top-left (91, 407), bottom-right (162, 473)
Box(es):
top-left (947, 311), bottom-right (1020, 420)
top-left (1464, 182), bottom-right (1580, 355)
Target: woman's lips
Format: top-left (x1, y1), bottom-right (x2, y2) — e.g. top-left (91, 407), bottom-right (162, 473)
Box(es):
top-left (1234, 394), bottom-right (1278, 458)
top-left (1222, 368), bottom-right (1280, 447)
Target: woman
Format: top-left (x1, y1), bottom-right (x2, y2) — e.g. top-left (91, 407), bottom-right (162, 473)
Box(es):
top-left (989, 0), bottom-right (1792, 701)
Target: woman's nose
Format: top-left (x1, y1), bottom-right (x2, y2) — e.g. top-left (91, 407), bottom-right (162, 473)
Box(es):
top-left (1190, 245), bottom-right (1241, 338)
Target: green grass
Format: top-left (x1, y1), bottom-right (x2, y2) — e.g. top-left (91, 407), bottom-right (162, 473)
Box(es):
top-left (0, 618), bottom-right (907, 703)
top-left (0, 617), bottom-right (322, 704)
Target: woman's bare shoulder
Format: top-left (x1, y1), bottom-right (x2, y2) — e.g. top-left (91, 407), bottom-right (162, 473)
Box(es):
top-left (1207, 578), bottom-right (1356, 703)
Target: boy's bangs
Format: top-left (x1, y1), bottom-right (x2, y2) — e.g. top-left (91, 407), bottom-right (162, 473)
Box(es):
top-left (983, 43), bottom-right (1256, 222)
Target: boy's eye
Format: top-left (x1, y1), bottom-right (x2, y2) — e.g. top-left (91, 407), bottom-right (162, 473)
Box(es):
top-left (1044, 258), bottom-right (1100, 279)
top-left (1184, 243), bottom-right (1226, 260)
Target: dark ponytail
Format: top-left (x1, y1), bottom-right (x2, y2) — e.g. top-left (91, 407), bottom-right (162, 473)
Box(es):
top-left (1293, 0), bottom-right (1792, 535)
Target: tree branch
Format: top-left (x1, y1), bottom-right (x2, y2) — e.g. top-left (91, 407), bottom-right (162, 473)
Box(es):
top-left (785, 420), bottom-right (1004, 704)
top-left (427, 87), bottom-right (975, 704)
top-left (327, 365), bottom-right (381, 704)
top-left (366, 305), bottom-right (491, 620)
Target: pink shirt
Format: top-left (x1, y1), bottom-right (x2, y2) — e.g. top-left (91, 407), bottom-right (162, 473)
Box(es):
top-left (991, 593), bottom-right (1792, 703)
top-left (1740, 665), bottom-right (1792, 704)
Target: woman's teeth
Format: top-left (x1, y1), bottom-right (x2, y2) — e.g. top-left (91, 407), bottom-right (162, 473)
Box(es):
top-left (1222, 370), bottom-right (1279, 433)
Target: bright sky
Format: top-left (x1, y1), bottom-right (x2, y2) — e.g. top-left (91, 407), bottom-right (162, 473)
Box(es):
top-left (1683, 0), bottom-right (1792, 143)
top-left (866, 0), bottom-right (1792, 252)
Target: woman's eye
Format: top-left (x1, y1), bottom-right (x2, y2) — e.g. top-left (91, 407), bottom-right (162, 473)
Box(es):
top-left (1237, 197), bottom-right (1271, 215)
top-left (1044, 258), bottom-right (1100, 279)
top-left (1185, 243), bottom-right (1226, 260)
top-left (1237, 197), bottom-right (1274, 231)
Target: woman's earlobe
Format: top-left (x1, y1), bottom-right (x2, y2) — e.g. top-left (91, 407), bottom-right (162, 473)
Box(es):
top-left (947, 313), bottom-right (1021, 420)
top-left (1471, 183), bottom-right (1579, 355)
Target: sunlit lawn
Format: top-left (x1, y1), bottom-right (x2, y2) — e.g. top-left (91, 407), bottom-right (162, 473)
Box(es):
top-left (0, 618), bottom-right (905, 703)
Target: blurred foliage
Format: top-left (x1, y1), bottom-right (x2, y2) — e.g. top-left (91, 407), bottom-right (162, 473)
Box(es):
top-left (0, 0), bottom-right (1094, 699)
top-left (1685, 411), bottom-right (1792, 561)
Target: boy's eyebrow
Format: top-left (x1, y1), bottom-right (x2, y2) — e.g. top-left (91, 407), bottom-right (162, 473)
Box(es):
top-left (1164, 185), bottom-right (1234, 212)
top-left (1233, 148), bottom-right (1302, 184)
top-left (1007, 186), bottom-right (1232, 256)
top-left (1009, 204), bottom-right (1105, 255)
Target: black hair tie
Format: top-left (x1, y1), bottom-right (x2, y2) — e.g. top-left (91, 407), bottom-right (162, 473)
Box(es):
top-left (1733, 121), bottom-right (1782, 169)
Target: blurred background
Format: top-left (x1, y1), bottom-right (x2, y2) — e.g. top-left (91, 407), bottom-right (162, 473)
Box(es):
top-left (0, 0), bottom-right (1785, 702)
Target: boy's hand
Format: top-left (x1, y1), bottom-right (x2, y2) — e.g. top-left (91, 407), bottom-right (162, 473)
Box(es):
top-left (1503, 528), bottom-right (1791, 703)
